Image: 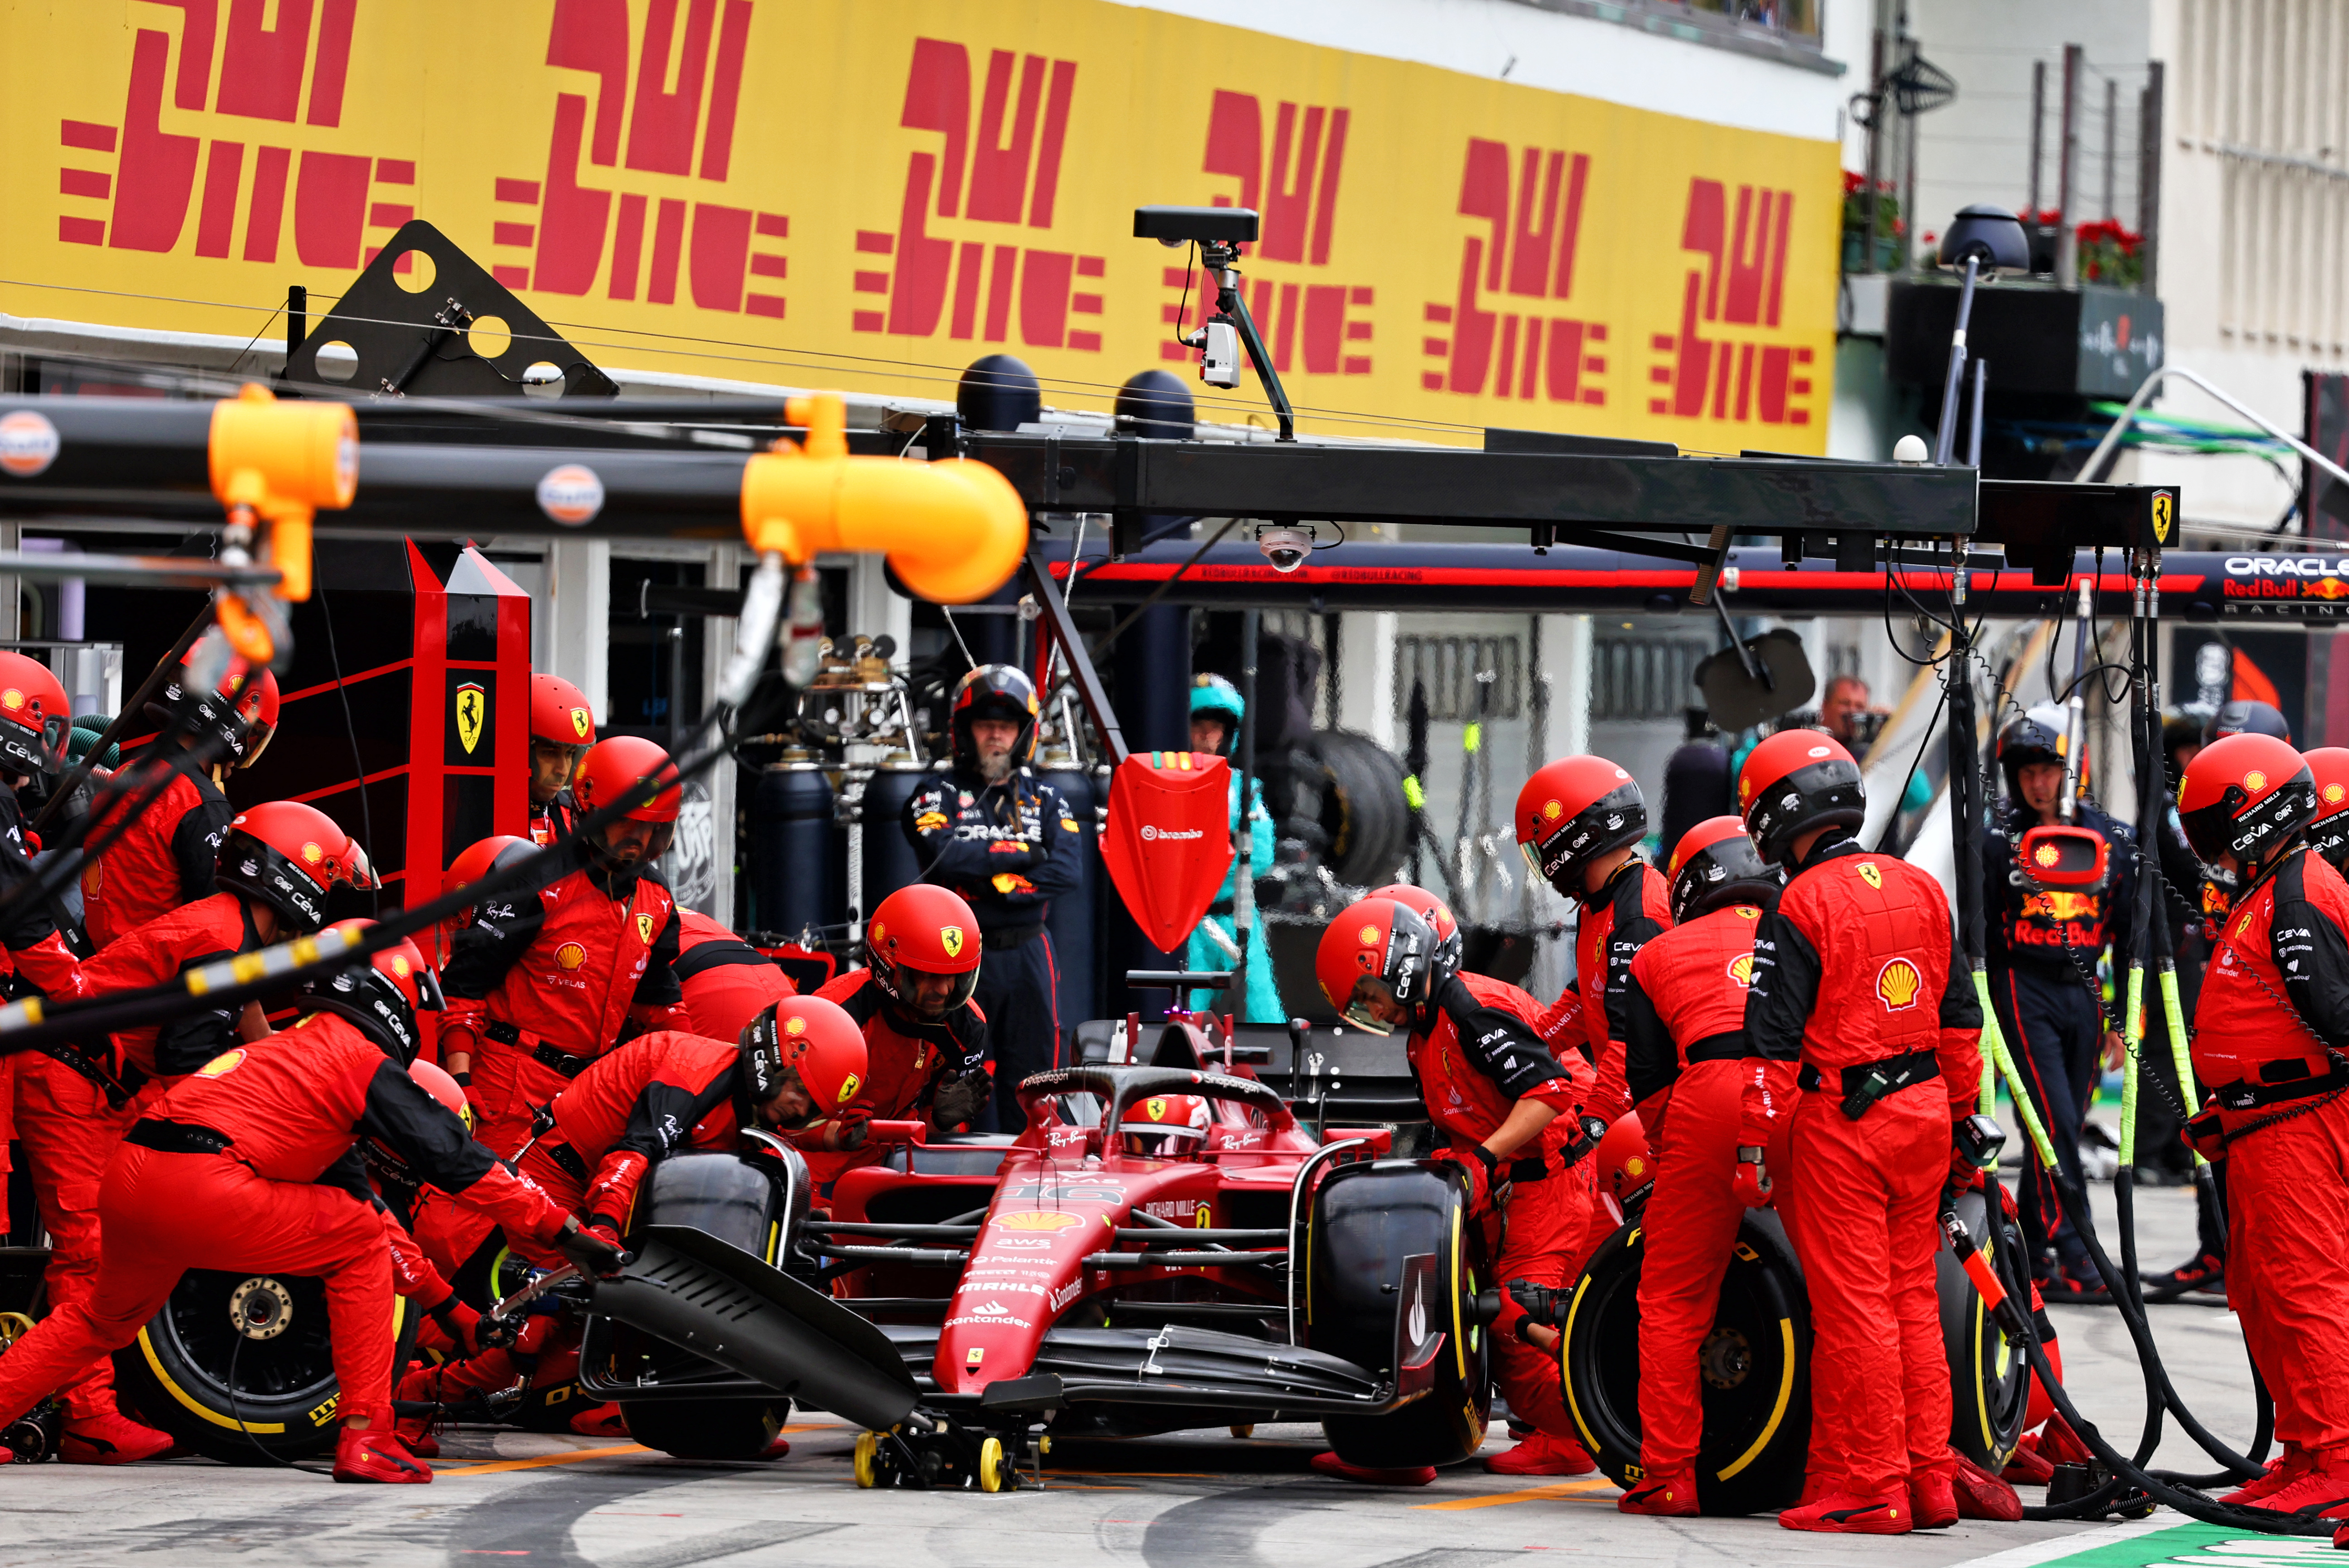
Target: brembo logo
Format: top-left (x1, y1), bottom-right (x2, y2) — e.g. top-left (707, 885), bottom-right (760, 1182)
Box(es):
top-left (1138, 824), bottom-right (1203, 841)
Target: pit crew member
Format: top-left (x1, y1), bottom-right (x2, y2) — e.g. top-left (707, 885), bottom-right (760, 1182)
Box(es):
top-left (527, 673), bottom-right (595, 846)
top-left (676, 907), bottom-right (796, 1040)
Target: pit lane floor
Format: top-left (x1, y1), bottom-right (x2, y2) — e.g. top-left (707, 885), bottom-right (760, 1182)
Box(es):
top-left (0, 1185), bottom-right (2280, 1568)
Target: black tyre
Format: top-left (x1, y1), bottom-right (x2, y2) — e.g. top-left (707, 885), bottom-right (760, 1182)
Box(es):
top-left (113, 1270), bottom-right (418, 1465)
top-left (1311, 731), bottom-right (1411, 886)
top-left (1562, 1211), bottom-right (1811, 1516)
top-left (1940, 1187), bottom-right (2030, 1472)
top-left (600, 1148), bottom-right (804, 1461)
top-left (1308, 1159), bottom-right (1491, 1470)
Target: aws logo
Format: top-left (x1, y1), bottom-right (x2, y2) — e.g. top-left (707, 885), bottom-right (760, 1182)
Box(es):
top-left (1875, 957), bottom-right (1922, 1011)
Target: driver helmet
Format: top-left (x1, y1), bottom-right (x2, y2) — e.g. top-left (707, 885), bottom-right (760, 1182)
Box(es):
top-left (1515, 756), bottom-right (1646, 903)
top-left (1118, 1093), bottom-right (1211, 1157)
top-left (864, 883), bottom-right (981, 1020)
top-left (1314, 897), bottom-right (1450, 1036)
top-left (0, 652), bottom-right (73, 778)
top-left (949, 665), bottom-right (1040, 771)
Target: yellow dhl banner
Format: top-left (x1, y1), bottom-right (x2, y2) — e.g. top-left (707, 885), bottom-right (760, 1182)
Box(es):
top-left (2, 0), bottom-right (1841, 450)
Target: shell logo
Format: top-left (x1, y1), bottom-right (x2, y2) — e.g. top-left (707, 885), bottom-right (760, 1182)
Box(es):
top-left (1542, 799), bottom-right (1563, 822)
top-left (1876, 957), bottom-right (1923, 1011)
top-left (2328, 784), bottom-right (2347, 806)
top-left (301, 841), bottom-right (324, 865)
top-left (1738, 776), bottom-right (1754, 804)
top-left (1358, 923), bottom-right (1381, 946)
top-left (995, 1210), bottom-right (1083, 1232)
top-left (940, 925), bottom-right (965, 958)
top-left (1624, 1154), bottom-right (1649, 1181)
top-left (1856, 862), bottom-right (1883, 889)
top-left (871, 921), bottom-right (888, 945)
top-left (1727, 953), bottom-right (1756, 988)
top-left (389, 955), bottom-right (411, 978)
top-left (785, 1013), bottom-right (807, 1036)
top-left (0, 690), bottom-right (22, 714)
top-left (2033, 842), bottom-right (2062, 868)
top-left (196, 1048), bottom-right (247, 1078)
top-left (2245, 770), bottom-right (2268, 794)
top-left (555, 942), bottom-right (588, 971)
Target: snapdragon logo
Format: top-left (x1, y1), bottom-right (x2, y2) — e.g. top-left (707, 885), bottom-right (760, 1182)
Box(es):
top-left (1139, 825), bottom-right (1204, 841)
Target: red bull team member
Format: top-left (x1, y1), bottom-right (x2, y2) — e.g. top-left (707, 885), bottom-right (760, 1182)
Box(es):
top-left (807, 884), bottom-right (989, 1185)
top-left (527, 673), bottom-right (595, 847)
top-left (0, 936), bottom-right (602, 1483)
top-left (1613, 816), bottom-right (1791, 1515)
top-left (0, 653), bottom-right (154, 1462)
top-left (903, 666), bottom-right (1080, 1133)
top-left (439, 736), bottom-right (690, 1153)
top-left (676, 908), bottom-right (796, 1042)
top-left (82, 654), bottom-right (277, 951)
top-left (1985, 706), bottom-right (2135, 1301)
top-left (1515, 757), bottom-right (1672, 1124)
top-left (1316, 897), bottom-right (1602, 1482)
top-left (2175, 734), bottom-right (2349, 1515)
top-left (1733, 732), bottom-right (1984, 1534)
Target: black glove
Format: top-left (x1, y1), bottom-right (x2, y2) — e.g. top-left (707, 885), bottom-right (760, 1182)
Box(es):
top-left (930, 1073), bottom-right (986, 1129)
top-left (473, 1311), bottom-right (521, 1352)
top-left (557, 1216), bottom-right (628, 1277)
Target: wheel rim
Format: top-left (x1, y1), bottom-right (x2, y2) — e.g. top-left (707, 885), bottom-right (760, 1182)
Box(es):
top-left (854, 1431), bottom-right (879, 1488)
top-left (163, 1269), bottom-right (338, 1408)
top-left (978, 1437), bottom-right (1005, 1492)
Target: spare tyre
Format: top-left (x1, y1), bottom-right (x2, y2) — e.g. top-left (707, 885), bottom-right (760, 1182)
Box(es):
top-left (115, 1272), bottom-right (419, 1465)
top-left (1311, 731), bottom-right (1411, 887)
top-left (1940, 1185), bottom-right (2031, 1472)
top-left (1562, 1211), bottom-right (1811, 1516)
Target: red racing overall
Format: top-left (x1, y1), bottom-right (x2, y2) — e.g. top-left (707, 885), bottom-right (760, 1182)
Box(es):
top-left (2191, 848), bottom-right (2349, 1465)
top-left (1621, 904), bottom-right (1795, 1480)
top-left (1562, 858), bottom-right (1671, 1124)
top-left (82, 890), bottom-right (270, 1083)
top-left (804, 968), bottom-right (989, 1185)
top-left (675, 909), bottom-right (795, 1043)
top-left (439, 843), bottom-right (687, 1155)
top-left (1742, 839), bottom-right (1981, 1501)
top-left (0, 1014), bottom-right (566, 1437)
top-left (79, 749), bottom-right (233, 952)
top-left (1407, 970), bottom-right (1595, 1443)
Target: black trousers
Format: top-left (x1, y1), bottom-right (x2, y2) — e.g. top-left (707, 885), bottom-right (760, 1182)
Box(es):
top-left (972, 930), bottom-right (1062, 1133)
top-left (1992, 965), bottom-right (2102, 1273)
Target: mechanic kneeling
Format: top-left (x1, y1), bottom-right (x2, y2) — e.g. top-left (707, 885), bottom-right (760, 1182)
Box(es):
top-left (0, 931), bottom-right (604, 1483)
top-left (2176, 733), bottom-right (2349, 1516)
top-left (1317, 895), bottom-right (1601, 1483)
top-left (1733, 732), bottom-right (1985, 1534)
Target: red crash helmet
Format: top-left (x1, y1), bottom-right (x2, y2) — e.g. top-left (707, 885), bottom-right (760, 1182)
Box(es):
top-left (1315, 897), bottom-right (1449, 1035)
top-left (1118, 1092), bottom-right (1211, 1158)
top-left (1596, 1113), bottom-right (1653, 1224)
top-left (864, 883), bottom-right (982, 1018)
top-left (0, 651), bottom-right (72, 777)
top-left (530, 672), bottom-right (597, 749)
top-left (297, 925), bottom-right (438, 1066)
top-left (1737, 730), bottom-right (1867, 868)
top-left (368, 1053), bottom-right (470, 1179)
top-left (2306, 747), bottom-right (2349, 870)
top-left (571, 735), bottom-right (681, 824)
top-left (1367, 883), bottom-right (1463, 972)
top-left (216, 801), bottom-right (367, 934)
top-left (444, 834), bottom-right (532, 906)
top-left (1665, 815), bottom-right (1781, 923)
top-left (740, 995), bottom-right (869, 1119)
top-left (1515, 756), bottom-right (1645, 901)
top-left (154, 653), bottom-right (279, 765)
top-left (2178, 732), bottom-right (2315, 870)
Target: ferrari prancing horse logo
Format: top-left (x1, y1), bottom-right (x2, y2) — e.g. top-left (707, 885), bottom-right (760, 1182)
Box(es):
top-left (455, 682), bottom-right (485, 755)
top-left (941, 925), bottom-right (965, 959)
top-left (637, 912), bottom-right (656, 944)
top-left (1856, 861), bottom-right (1883, 889)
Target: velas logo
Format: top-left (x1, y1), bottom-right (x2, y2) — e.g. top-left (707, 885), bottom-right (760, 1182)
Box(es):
top-left (570, 706), bottom-right (591, 738)
top-left (536, 464), bottom-right (605, 526)
top-left (1727, 953), bottom-right (1755, 987)
top-left (994, 1210), bottom-right (1083, 1231)
top-left (555, 941), bottom-right (587, 971)
top-left (1875, 957), bottom-right (1922, 1010)
top-left (2245, 770), bottom-right (2267, 793)
top-left (941, 925), bottom-right (965, 958)
top-left (0, 411), bottom-right (61, 478)
top-left (637, 912), bottom-right (655, 944)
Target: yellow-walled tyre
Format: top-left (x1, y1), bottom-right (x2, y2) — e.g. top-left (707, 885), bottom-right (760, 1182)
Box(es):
top-left (978, 1436), bottom-right (1008, 1493)
top-left (1940, 1187), bottom-right (2031, 1473)
top-left (854, 1431), bottom-right (881, 1488)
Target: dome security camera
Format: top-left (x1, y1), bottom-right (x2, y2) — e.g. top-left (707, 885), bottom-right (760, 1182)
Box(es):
top-left (1257, 524), bottom-right (1315, 573)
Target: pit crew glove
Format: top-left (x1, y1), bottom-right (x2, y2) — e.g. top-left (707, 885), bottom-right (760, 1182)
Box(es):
top-left (930, 1073), bottom-right (986, 1130)
top-left (425, 1293), bottom-right (483, 1356)
top-left (819, 1107), bottom-right (872, 1152)
top-left (557, 1215), bottom-right (628, 1277)
top-left (1732, 1147), bottom-right (1773, 1208)
top-left (1736, 1057), bottom-right (1780, 1156)
top-left (1431, 1142), bottom-right (1501, 1214)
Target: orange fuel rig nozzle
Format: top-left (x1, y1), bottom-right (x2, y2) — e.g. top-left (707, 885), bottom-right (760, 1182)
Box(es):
top-left (723, 393), bottom-right (1027, 701)
top-left (205, 383), bottom-right (357, 668)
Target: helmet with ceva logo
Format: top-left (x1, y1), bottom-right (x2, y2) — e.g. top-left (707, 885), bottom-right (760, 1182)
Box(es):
top-left (0, 651), bottom-right (72, 777)
top-left (2178, 732), bottom-right (2315, 873)
top-left (1514, 755), bottom-right (1647, 903)
top-left (1313, 897), bottom-right (1452, 1036)
top-left (1367, 883), bottom-right (1464, 974)
top-left (2305, 747), bottom-right (2349, 871)
top-left (1664, 815), bottom-right (1783, 923)
top-left (1736, 729), bottom-right (1867, 869)
top-left (151, 651), bottom-right (279, 766)
top-left (864, 883), bottom-right (982, 1020)
top-left (294, 924), bottom-right (440, 1066)
top-left (738, 994), bottom-right (870, 1125)
top-left (216, 800), bottom-right (371, 934)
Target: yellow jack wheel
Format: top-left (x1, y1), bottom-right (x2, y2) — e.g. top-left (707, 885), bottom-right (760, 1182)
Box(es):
top-left (977, 1436), bottom-right (1008, 1493)
top-left (853, 1431), bottom-right (881, 1489)
top-left (1038, 1435), bottom-right (1052, 1457)
top-left (1229, 1424), bottom-right (1256, 1439)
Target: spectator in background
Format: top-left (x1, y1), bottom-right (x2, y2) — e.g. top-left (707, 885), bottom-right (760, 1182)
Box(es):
top-left (1819, 675), bottom-right (1877, 749)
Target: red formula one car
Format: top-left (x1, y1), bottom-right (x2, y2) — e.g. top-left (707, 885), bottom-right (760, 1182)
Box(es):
top-left (574, 1007), bottom-right (1497, 1491)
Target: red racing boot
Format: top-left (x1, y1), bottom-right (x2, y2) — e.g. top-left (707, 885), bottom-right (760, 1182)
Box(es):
top-left (1779, 1488), bottom-right (1912, 1534)
top-left (1484, 1430), bottom-right (1598, 1476)
top-left (1910, 1470), bottom-right (1958, 1529)
top-left (1954, 1455), bottom-right (2024, 1520)
top-left (58, 1408), bottom-right (174, 1465)
top-left (2220, 1444), bottom-right (2309, 1505)
top-left (1617, 1471), bottom-right (1699, 1516)
top-left (568, 1403), bottom-right (629, 1439)
top-left (2243, 1450), bottom-right (2349, 1517)
top-left (1308, 1452), bottom-right (1437, 1486)
top-left (759, 1435), bottom-right (792, 1461)
top-left (334, 1427), bottom-right (433, 1484)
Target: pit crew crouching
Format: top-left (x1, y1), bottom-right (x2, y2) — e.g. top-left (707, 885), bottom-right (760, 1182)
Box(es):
top-left (1316, 896), bottom-right (1602, 1484)
top-left (804, 884), bottom-right (990, 1187)
top-left (675, 908), bottom-right (796, 1041)
top-left (0, 933), bottom-right (601, 1483)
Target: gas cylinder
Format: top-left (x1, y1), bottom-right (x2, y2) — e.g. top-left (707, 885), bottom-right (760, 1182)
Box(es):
top-left (859, 759), bottom-right (933, 925)
top-left (751, 757), bottom-right (844, 944)
top-left (1036, 762), bottom-right (1100, 1032)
